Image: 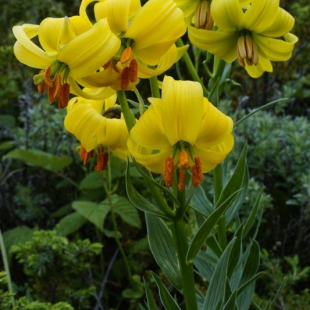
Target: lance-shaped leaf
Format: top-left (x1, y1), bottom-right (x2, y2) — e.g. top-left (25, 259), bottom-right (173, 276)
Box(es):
top-left (3, 149), bottom-right (72, 172)
top-left (144, 277), bottom-right (158, 310)
top-left (146, 214), bottom-right (182, 290)
top-left (151, 272), bottom-right (181, 310)
top-left (202, 238), bottom-right (236, 310)
top-left (187, 189), bottom-right (242, 263)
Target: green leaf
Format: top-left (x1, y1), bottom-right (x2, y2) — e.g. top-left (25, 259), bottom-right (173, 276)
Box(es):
top-left (112, 195), bottom-right (142, 228)
top-left (126, 162), bottom-right (167, 219)
top-left (146, 214), bottom-right (182, 289)
top-left (191, 185), bottom-right (214, 217)
top-left (56, 212), bottom-right (87, 236)
top-left (144, 278), bottom-right (158, 310)
top-left (151, 272), bottom-right (181, 310)
top-left (243, 187), bottom-right (263, 238)
top-left (187, 189), bottom-right (242, 263)
top-left (79, 172), bottom-right (104, 190)
top-left (3, 149), bottom-right (72, 172)
top-left (0, 114), bottom-right (16, 128)
top-left (222, 290), bottom-right (237, 310)
top-left (2, 226), bottom-right (34, 264)
top-left (0, 141), bottom-right (16, 151)
top-left (202, 238), bottom-right (236, 310)
top-left (72, 201), bottom-right (110, 231)
top-left (227, 225), bottom-right (243, 278)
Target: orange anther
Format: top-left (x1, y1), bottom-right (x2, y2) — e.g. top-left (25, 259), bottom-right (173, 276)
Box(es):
top-left (37, 82), bottom-right (46, 94)
top-left (44, 67), bottom-right (53, 87)
top-left (120, 46), bottom-right (133, 64)
top-left (58, 83), bottom-right (70, 109)
top-left (179, 150), bottom-right (189, 168)
top-left (192, 157), bottom-right (203, 188)
top-left (94, 147), bottom-right (109, 172)
top-left (178, 169), bottom-right (186, 191)
top-left (121, 67), bottom-right (130, 89)
top-left (129, 59), bottom-right (138, 83)
top-left (79, 145), bottom-right (94, 165)
top-left (163, 157), bottom-right (174, 187)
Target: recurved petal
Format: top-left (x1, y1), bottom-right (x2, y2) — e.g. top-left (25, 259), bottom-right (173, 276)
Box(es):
top-left (188, 27), bottom-right (238, 62)
top-left (39, 18), bottom-right (63, 53)
top-left (261, 8), bottom-right (295, 37)
top-left (58, 19), bottom-right (120, 78)
top-left (241, 0), bottom-right (280, 33)
top-left (127, 138), bottom-right (172, 174)
top-left (194, 134), bottom-right (234, 173)
top-left (162, 76), bottom-right (203, 146)
top-left (138, 45), bottom-right (188, 78)
top-left (64, 101), bottom-right (103, 151)
top-left (244, 52), bottom-right (272, 78)
top-left (174, 0), bottom-right (200, 18)
top-left (254, 33), bottom-right (298, 61)
top-left (129, 98), bottom-right (169, 149)
top-left (196, 98), bottom-right (234, 146)
top-left (96, 118), bottom-right (129, 150)
top-left (211, 0), bottom-right (243, 31)
top-left (125, 0), bottom-right (185, 50)
top-left (105, 0), bottom-right (131, 33)
top-left (79, 0), bottom-right (98, 23)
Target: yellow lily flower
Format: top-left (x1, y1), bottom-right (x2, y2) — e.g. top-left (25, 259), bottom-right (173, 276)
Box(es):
top-left (64, 94), bottom-right (129, 170)
top-left (127, 76), bottom-right (234, 190)
top-left (79, 0), bottom-right (187, 90)
top-left (188, 0), bottom-right (298, 77)
top-left (13, 16), bottom-right (120, 106)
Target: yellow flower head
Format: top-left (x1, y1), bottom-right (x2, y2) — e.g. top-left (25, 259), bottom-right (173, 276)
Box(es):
top-left (128, 76), bottom-right (234, 189)
top-left (64, 94), bottom-right (129, 169)
top-left (79, 0), bottom-right (187, 90)
top-left (13, 16), bottom-right (120, 106)
top-left (188, 0), bottom-right (298, 77)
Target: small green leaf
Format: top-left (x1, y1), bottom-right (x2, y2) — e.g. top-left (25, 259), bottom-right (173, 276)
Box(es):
top-left (57, 212), bottom-right (87, 236)
top-left (72, 201), bottom-right (110, 231)
top-left (187, 189), bottom-right (242, 263)
top-left (144, 278), bottom-right (158, 310)
top-left (112, 196), bottom-right (142, 228)
top-left (151, 272), bottom-right (181, 310)
top-left (191, 185), bottom-right (214, 217)
top-left (202, 238), bottom-right (236, 310)
top-left (79, 172), bottom-right (104, 190)
top-left (0, 141), bottom-right (16, 151)
top-left (222, 290), bottom-right (237, 310)
top-left (3, 149), bottom-right (72, 172)
top-left (126, 162), bottom-right (167, 219)
top-left (146, 214), bottom-right (182, 289)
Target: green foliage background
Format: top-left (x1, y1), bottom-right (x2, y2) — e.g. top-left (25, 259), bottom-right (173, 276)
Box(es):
top-left (0, 0), bottom-right (310, 309)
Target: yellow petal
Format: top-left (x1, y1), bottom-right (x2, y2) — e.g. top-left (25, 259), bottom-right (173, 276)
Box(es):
top-left (64, 101), bottom-right (103, 151)
top-left (188, 26), bottom-right (238, 62)
top-left (174, 0), bottom-right (200, 18)
top-left (161, 76), bottom-right (203, 146)
top-left (194, 135), bottom-right (234, 173)
top-left (105, 0), bottom-right (131, 33)
top-left (58, 19), bottom-right (120, 78)
top-left (79, 0), bottom-right (99, 24)
top-left (39, 18), bottom-right (63, 53)
top-left (260, 8), bottom-right (295, 37)
top-left (13, 25), bottom-right (56, 69)
top-left (211, 0), bottom-right (243, 31)
top-left (137, 45), bottom-right (188, 77)
top-left (130, 98), bottom-right (169, 149)
top-left (96, 118), bottom-right (129, 150)
top-left (125, 0), bottom-right (186, 52)
top-left (195, 98), bottom-right (234, 146)
top-left (241, 0), bottom-right (280, 33)
top-left (244, 53), bottom-right (272, 78)
top-left (254, 33), bottom-right (298, 61)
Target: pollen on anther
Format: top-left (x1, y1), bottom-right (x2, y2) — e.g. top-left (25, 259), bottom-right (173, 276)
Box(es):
top-left (179, 150), bottom-right (189, 168)
top-left (129, 59), bottom-right (138, 83)
top-left (120, 46), bottom-right (133, 64)
top-left (163, 157), bottom-right (174, 187)
top-left (44, 67), bottom-right (53, 87)
top-left (79, 145), bottom-right (94, 165)
top-left (121, 67), bottom-right (130, 89)
top-left (192, 157), bottom-right (203, 188)
top-left (178, 169), bottom-right (186, 191)
top-left (95, 147), bottom-right (109, 172)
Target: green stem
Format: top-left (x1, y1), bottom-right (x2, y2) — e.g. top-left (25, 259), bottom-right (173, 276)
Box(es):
top-left (0, 229), bottom-right (15, 307)
top-left (176, 38), bottom-right (209, 97)
top-left (149, 76), bottom-right (161, 98)
top-left (213, 164), bottom-right (227, 249)
top-left (170, 217), bottom-right (198, 310)
top-left (117, 90), bottom-right (136, 131)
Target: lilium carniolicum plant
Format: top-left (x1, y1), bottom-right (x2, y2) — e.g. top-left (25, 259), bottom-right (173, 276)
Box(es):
top-left (64, 94), bottom-right (129, 171)
top-left (13, 16), bottom-right (120, 107)
top-left (188, 0), bottom-right (298, 77)
top-left (127, 76), bottom-right (234, 190)
top-left (78, 0), bottom-right (187, 90)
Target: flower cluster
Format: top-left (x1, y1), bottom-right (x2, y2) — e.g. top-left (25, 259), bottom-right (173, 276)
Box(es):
top-left (12, 0), bottom-right (297, 187)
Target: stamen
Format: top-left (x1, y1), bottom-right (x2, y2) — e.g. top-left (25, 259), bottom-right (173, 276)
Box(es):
top-left (58, 83), bottom-right (70, 109)
top-left (120, 46), bottom-right (133, 64)
top-left (179, 150), bottom-right (189, 168)
top-left (94, 147), bottom-right (109, 172)
top-left (44, 67), bottom-right (53, 87)
top-left (192, 157), bottom-right (203, 188)
top-left (194, 1), bottom-right (213, 30)
top-left (237, 33), bottom-right (259, 67)
top-left (79, 145), bottom-right (94, 165)
top-left (163, 157), bottom-right (174, 187)
top-left (178, 169), bottom-right (186, 191)
top-left (121, 67), bottom-right (130, 89)
top-left (48, 81), bottom-right (57, 104)
top-left (37, 82), bottom-right (46, 94)
top-left (129, 59), bottom-right (138, 83)
top-left (53, 74), bottom-right (62, 99)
